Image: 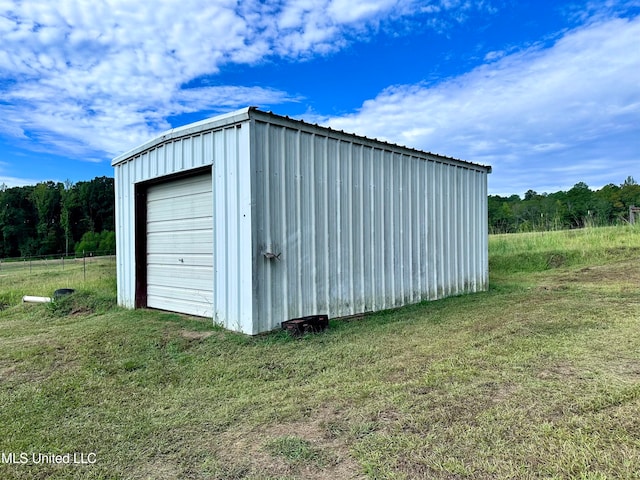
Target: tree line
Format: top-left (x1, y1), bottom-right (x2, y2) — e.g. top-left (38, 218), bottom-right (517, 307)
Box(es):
top-left (1, 174), bottom-right (638, 257)
top-left (0, 176), bottom-right (114, 258)
top-left (489, 176), bottom-right (640, 233)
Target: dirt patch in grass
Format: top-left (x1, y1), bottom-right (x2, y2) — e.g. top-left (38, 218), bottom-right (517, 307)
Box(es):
top-left (605, 246), bottom-right (640, 257)
top-left (533, 260), bottom-right (640, 296)
top-left (0, 343), bottom-right (79, 385)
top-left (536, 284), bottom-right (570, 292)
top-left (0, 363), bottom-right (50, 385)
top-left (213, 409), bottom-right (366, 480)
top-left (611, 359), bottom-right (640, 380)
top-left (537, 362), bottom-right (578, 380)
top-left (179, 330), bottom-right (214, 341)
top-left (559, 261), bottom-right (640, 286)
top-left (484, 381), bottom-right (518, 403)
top-left (0, 363), bottom-right (17, 380)
top-left (131, 458), bottom-right (183, 480)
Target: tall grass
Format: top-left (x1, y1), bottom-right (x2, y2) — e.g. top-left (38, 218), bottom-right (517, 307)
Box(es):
top-left (0, 256), bottom-right (116, 308)
top-left (489, 224), bottom-right (639, 274)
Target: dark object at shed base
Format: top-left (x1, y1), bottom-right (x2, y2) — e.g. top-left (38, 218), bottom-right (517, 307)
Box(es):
top-left (282, 315), bottom-right (329, 336)
top-left (53, 288), bottom-right (76, 300)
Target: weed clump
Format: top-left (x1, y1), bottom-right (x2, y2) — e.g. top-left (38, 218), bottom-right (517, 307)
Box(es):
top-left (47, 290), bottom-right (115, 317)
top-left (264, 436), bottom-right (329, 466)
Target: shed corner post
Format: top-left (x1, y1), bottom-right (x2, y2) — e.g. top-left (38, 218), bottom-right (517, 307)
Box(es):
top-left (241, 114), bottom-right (258, 335)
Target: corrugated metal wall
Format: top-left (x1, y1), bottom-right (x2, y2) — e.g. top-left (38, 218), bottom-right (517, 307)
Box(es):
top-left (250, 113), bottom-right (489, 333)
top-left (113, 117), bottom-right (254, 333)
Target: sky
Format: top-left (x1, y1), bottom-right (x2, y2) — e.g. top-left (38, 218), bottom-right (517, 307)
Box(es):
top-left (0, 0), bottom-right (638, 197)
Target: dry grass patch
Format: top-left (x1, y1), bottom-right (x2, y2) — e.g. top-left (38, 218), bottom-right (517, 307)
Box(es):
top-left (179, 329), bottom-right (214, 341)
top-left (213, 415), bottom-right (366, 480)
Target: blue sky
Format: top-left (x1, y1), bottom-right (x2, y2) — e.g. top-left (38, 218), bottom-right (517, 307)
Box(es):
top-left (0, 0), bottom-right (638, 196)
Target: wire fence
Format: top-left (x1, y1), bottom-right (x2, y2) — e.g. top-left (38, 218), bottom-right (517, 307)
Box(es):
top-left (0, 251), bottom-right (116, 280)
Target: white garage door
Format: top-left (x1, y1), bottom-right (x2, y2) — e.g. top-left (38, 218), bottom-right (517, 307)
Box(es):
top-left (146, 173), bottom-right (213, 317)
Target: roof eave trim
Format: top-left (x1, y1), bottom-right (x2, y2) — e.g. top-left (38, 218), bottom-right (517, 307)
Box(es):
top-left (250, 108), bottom-right (492, 174)
top-left (111, 107), bottom-right (253, 166)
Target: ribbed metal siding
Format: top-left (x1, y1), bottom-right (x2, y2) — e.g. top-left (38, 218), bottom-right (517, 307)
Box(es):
top-left (251, 117), bottom-right (489, 332)
top-left (113, 123), bottom-right (254, 333)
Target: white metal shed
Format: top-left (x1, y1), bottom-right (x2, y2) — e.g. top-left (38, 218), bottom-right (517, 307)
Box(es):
top-left (112, 107), bottom-right (491, 335)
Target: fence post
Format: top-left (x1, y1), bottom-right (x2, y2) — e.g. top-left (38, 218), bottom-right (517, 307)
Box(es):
top-left (83, 250), bottom-right (86, 281)
top-left (29, 255), bottom-right (32, 274)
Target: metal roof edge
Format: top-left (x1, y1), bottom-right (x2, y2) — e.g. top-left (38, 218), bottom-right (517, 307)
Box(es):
top-left (248, 108), bottom-right (492, 174)
top-left (111, 107), bottom-right (253, 166)
top-left (112, 106), bottom-right (491, 174)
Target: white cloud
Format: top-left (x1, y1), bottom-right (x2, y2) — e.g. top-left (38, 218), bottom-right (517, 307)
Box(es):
top-left (0, 0), bottom-right (448, 158)
top-left (173, 86), bottom-right (300, 112)
top-left (6, 0), bottom-right (633, 198)
top-left (0, 175), bottom-right (45, 188)
top-left (321, 15), bottom-right (640, 195)
top-left (327, 0), bottom-right (399, 23)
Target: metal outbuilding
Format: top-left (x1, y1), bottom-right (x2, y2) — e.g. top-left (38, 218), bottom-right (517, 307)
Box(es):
top-left (112, 107), bottom-right (491, 335)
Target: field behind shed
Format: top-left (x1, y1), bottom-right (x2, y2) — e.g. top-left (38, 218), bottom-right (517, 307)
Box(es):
top-left (1, 226), bottom-right (639, 479)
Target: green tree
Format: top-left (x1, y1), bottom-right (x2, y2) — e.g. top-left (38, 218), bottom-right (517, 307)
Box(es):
top-left (620, 177), bottom-right (640, 219)
top-left (488, 195), bottom-right (519, 233)
top-left (99, 230), bottom-right (116, 253)
top-left (565, 182), bottom-right (595, 228)
top-left (596, 184), bottom-right (623, 223)
top-left (60, 180), bottom-right (79, 255)
top-left (0, 176), bottom-right (115, 258)
top-left (75, 176), bottom-right (114, 234)
top-left (0, 186), bottom-right (37, 257)
top-left (30, 181), bottom-right (64, 254)
top-left (75, 230), bottom-right (116, 255)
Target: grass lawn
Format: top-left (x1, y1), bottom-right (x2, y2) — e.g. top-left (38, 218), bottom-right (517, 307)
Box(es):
top-left (1, 226), bottom-right (639, 479)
